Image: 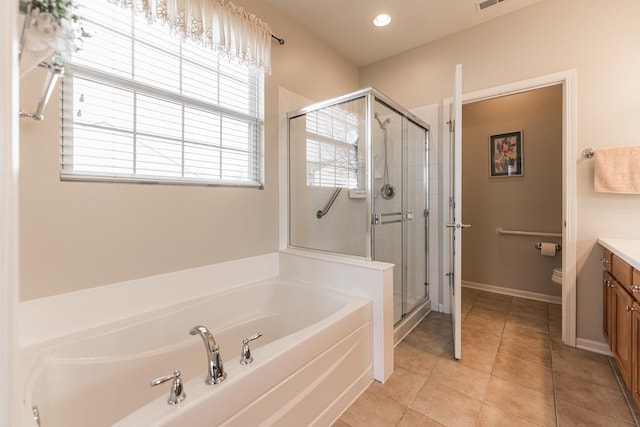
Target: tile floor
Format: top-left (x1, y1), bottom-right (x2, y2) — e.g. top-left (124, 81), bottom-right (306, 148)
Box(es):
top-left (333, 288), bottom-right (639, 426)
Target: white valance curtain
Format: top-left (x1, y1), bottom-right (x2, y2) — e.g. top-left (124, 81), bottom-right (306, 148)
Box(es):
top-left (109, 0), bottom-right (273, 74)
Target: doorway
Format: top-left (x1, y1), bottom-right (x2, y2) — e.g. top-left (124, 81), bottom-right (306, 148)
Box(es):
top-left (461, 85), bottom-right (563, 302)
top-left (442, 69), bottom-right (578, 349)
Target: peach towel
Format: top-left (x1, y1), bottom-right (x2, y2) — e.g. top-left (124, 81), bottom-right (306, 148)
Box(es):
top-left (594, 145), bottom-right (640, 194)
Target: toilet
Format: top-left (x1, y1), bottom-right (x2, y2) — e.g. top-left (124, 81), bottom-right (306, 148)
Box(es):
top-left (551, 267), bottom-right (562, 287)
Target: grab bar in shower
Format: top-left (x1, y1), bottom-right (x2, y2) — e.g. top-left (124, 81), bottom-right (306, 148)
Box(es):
top-left (496, 227), bottom-right (562, 238)
top-left (316, 188), bottom-right (342, 219)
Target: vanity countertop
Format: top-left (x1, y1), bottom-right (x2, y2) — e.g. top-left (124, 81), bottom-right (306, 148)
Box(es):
top-left (598, 238), bottom-right (640, 271)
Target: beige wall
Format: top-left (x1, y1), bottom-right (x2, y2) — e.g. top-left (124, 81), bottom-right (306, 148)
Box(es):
top-left (359, 0), bottom-right (640, 343)
top-left (461, 85), bottom-right (562, 297)
top-left (18, 0), bottom-right (359, 300)
top-left (19, 0), bottom-right (640, 346)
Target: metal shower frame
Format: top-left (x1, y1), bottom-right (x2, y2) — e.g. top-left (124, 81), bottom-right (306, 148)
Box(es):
top-left (286, 86), bottom-right (431, 265)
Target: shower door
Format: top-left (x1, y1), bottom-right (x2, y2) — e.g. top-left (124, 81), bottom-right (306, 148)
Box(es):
top-left (372, 100), bottom-right (428, 325)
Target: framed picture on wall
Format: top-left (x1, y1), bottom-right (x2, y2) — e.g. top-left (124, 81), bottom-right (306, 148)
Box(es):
top-left (489, 131), bottom-right (523, 178)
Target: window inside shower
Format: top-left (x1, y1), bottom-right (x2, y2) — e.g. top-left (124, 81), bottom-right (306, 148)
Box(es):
top-left (288, 96), bottom-right (368, 257)
top-left (305, 104), bottom-right (360, 189)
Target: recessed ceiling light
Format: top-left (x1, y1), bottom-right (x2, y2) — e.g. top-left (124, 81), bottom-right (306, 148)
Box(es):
top-left (373, 14), bottom-right (391, 27)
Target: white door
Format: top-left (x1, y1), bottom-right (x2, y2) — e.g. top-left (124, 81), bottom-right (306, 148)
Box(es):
top-left (446, 64), bottom-right (467, 360)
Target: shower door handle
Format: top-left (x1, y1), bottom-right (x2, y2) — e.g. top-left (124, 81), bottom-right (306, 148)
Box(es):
top-left (446, 223), bottom-right (471, 229)
top-left (374, 211), bottom-right (414, 225)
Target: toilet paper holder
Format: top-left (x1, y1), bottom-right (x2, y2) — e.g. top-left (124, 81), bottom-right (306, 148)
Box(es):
top-left (535, 242), bottom-right (561, 251)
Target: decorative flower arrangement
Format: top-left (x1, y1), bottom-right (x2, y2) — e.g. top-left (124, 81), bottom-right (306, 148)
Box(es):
top-left (20, 0), bottom-right (89, 76)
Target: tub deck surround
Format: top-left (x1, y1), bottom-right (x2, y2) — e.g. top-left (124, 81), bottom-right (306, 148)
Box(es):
top-left (115, 307), bottom-right (371, 427)
top-left (21, 279), bottom-right (373, 427)
top-left (278, 248), bottom-right (396, 382)
top-left (598, 238), bottom-right (640, 270)
top-left (19, 253), bottom-right (280, 347)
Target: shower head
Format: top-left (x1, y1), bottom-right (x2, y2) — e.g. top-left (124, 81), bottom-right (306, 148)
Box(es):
top-left (374, 113), bottom-right (391, 130)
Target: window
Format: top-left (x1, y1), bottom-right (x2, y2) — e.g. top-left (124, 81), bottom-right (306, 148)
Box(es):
top-left (61, 1), bottom-right (264, 187)
top-left (305, 103), bottom-right (361, 189)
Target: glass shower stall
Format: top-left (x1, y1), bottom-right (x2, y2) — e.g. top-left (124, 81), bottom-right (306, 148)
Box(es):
top-left (287, 88), bottom-right (430, 326)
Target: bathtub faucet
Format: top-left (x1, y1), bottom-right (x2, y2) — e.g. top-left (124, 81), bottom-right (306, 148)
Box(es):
top-left (189, 325), bottom-right (227, 385)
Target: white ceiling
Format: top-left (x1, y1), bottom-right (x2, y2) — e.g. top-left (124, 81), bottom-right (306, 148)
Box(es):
top-left (266, 0), bottom-right (541, 67)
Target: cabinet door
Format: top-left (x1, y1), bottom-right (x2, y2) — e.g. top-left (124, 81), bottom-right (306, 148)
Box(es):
top-left (613, 255), bottom-right (633, 289)
top-left (613, 283), bottom-right (634, 389)
top-left (632, 301), bottom-right (640, 408)
top-left (604, 271), bottom-right (615, 348)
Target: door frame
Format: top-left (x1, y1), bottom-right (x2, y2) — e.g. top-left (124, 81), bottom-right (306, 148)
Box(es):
top-left (442, 69), bottom-right (577, 347)
top-left (1, 0), bottom-right (20, 424)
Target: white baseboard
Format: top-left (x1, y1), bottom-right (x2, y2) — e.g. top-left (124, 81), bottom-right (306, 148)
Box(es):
top-left (576, 338), bottom-right (613, 357)
top-left (462, 280), bottom-right (562, 305)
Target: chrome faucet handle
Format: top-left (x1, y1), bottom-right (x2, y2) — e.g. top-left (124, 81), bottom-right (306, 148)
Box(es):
top-left (151, 370), bottom-right (186, 405)
top-left (240, 332), bottom-right (263, 365)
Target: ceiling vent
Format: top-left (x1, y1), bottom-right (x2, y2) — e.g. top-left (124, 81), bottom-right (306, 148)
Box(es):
top-left (476, 0), bottom-right (506, 12)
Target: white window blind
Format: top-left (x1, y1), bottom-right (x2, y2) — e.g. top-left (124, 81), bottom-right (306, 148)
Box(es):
top-left (61, 1), bottom-right (264, 187)
top-left (305, 103), bottom-right (360, 189)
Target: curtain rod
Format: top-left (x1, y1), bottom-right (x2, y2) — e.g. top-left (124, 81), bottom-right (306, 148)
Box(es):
top-left (271, 34), bottom-right (285, 45)
top-left (19, 62), bottom-right (64, 121)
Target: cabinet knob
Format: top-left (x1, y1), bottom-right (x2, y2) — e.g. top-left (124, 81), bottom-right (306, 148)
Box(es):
top-left (630, 285), bottom-right (640, 292)
top-left (626, 305), bottom-right (636, 312)
top-left (601, 258), bottom-right (610, 264)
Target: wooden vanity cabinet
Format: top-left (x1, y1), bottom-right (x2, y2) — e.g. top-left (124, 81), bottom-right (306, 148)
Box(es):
top-left (613, 254), bottom-right (633, 289)
top-left (603, 271), bottom-right (615, 348)
top-left (612, 280), bottom-right (634, 388)
top-left (603, 248), bottom-right (640, 400)
top-left (632, 300), bottom-right (640, 406)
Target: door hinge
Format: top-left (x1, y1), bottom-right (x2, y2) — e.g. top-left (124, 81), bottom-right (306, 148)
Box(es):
top-left (449, 197), bottom-right (455, 208)
top-left (447, 120), bottom-right (454, 133)
top-left (445, 273), bottom-right (455, 294)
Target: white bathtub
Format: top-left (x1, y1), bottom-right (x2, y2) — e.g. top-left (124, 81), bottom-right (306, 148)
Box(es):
top-left (21, 278), bottom-right (373, 427)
